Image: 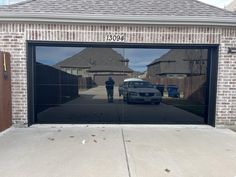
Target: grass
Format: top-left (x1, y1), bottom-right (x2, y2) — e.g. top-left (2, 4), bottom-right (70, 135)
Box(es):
top-left (162, 98), bottom-right (206, 117)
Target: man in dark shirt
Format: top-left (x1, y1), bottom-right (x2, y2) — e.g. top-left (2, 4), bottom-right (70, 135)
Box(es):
top-left (105, 77), bottom-right (115, 103)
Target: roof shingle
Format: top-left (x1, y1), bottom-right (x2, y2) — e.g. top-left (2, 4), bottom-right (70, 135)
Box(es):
top-left (148, 49), bottom-right (208, 66)
top-left (1, 0), bottom-right (235, 18)
top-left (54, 48), bottom-right (133, 72)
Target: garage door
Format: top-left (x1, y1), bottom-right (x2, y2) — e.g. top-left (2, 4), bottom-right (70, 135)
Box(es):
top-left (28, 44), bottom-right (217, 125)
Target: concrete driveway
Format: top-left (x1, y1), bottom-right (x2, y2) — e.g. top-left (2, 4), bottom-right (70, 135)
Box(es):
top-left (0, 125), bottom-right (236, 177)
top-left (37, 86), bottom-right (204, 124)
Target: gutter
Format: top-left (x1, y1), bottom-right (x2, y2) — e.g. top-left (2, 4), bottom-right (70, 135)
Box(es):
top-left (0, 13), bottom-right (236, 26)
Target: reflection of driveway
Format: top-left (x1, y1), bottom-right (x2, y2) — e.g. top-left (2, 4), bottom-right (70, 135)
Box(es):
top-left (37, 86), bottom-right (204, 124)
top-left (72, 86), bottom-right (122, 104)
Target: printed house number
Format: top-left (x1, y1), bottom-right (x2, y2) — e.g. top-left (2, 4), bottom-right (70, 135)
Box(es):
top-left (106, 33), bottom-right (126, 42)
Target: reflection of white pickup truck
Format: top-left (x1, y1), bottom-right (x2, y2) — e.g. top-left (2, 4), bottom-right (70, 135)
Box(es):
top-left (120, 79), bottom-right (162, 104)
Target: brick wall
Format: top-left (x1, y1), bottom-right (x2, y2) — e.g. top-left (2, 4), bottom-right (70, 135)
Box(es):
top-left (217, 36), bottom-right (236, 126)
top-left (0, 31), bottom-right (26, 125)
top-left (0, 23), bottom-right (235, 126)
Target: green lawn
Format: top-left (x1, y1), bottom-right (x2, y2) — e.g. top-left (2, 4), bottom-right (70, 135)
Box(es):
top-left (162, 98), bottom-right (206, 117)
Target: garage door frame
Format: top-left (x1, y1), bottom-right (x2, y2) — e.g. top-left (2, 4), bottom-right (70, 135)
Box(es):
top-left (27, 41), bottom-right (219, 126)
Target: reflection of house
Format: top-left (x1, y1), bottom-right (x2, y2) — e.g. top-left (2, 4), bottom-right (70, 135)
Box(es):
top-left (54, 48), bottom-right (133, 85)
top-left (147, 49), bottom-right (208, 79)
top-left (130, 71), bottom-right (143, 78)
top-left (138, 71), bottom-right (147, 79)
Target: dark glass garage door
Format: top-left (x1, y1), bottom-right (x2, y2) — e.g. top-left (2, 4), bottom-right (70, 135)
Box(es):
top-left (32, 44), bottom-right (213, 124)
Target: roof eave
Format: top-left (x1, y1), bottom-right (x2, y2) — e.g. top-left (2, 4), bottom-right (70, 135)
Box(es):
top-left (1, 13), bottom-right (236, 26)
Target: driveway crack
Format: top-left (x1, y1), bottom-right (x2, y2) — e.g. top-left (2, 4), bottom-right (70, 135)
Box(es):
top-left (121, 128), bottom-right (131, 177)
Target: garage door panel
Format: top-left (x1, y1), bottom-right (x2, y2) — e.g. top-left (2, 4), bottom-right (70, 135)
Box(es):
top-left (36, 104), bottom-right (122, 123)
top-left (34, 46), bottom-right (211, 124)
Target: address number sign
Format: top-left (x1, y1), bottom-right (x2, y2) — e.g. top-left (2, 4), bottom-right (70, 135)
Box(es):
top-left (105, 33), bottom-right (126, 42)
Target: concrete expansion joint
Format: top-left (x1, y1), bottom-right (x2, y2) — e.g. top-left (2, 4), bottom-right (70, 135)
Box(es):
top-left (121, 128), bottom-right (131, 177)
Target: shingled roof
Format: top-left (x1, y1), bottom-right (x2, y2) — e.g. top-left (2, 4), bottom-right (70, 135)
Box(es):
top-left (147, 49), bottom-right (208, 75)
top-left (0, 0), bottom-right (236, 25)
top-left (0, 0), bottom-right (234, 17)
top-left (148, 49), bottom-right (208, 66)
top-left (54, 48), bottom-right (133, 73)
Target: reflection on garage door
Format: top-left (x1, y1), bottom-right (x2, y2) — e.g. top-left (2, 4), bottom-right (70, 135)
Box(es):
top-left (35, 46), bottom-right (208, 124)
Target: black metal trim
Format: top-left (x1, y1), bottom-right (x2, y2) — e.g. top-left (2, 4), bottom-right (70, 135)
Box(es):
top-left (26, 41), bottom-right (219, 126)
top-left (206, 47), bottom-right (219, 127)
top-left (26, 43), bottom-right (34, 126)
top-left (27, 40), bottom-right (219, 49)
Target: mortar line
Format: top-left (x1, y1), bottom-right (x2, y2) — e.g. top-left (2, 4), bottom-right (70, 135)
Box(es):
top-left (121, 128), bottom-right (131, 177)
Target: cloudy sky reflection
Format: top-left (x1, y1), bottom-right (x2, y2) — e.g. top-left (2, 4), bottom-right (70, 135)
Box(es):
top-left (36, 47), bottom-right (169, 72)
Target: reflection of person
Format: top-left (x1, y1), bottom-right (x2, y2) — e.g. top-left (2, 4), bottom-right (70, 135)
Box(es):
top-left (105, 77), bottom-right (115, 103)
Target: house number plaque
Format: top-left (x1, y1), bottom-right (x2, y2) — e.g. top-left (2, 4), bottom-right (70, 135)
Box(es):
top-left (105, 33), bottom-right (126, 42)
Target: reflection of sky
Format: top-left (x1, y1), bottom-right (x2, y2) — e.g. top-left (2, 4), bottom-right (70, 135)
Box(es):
top-left (36, 47), bottom-right (84, 66)
top-left (36, 47), bottom-right (169, 72)
top-left (114, 48), bottom-right (169, 72)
